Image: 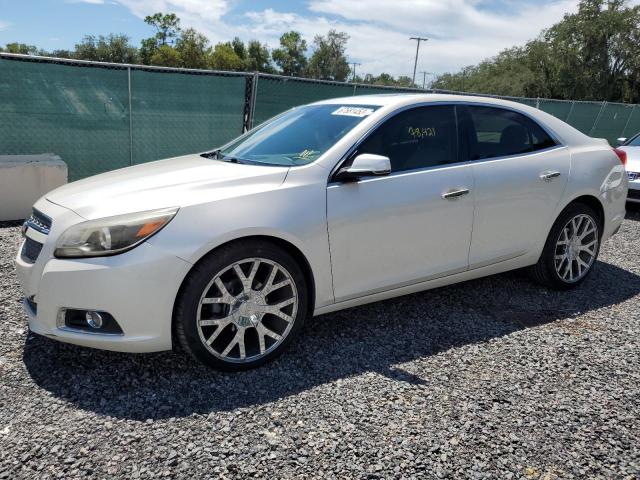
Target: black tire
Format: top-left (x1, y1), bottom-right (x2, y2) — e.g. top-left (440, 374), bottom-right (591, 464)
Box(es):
top-left (174, 240), bottom-right (308, 371)
top-left (529, 202), bottom-right (602, 289)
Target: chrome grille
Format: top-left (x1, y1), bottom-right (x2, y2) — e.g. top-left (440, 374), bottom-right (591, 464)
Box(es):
top-left (25, 209), bottom-right (52, 235)
top-left (21, 209), bottom-right (52, 264)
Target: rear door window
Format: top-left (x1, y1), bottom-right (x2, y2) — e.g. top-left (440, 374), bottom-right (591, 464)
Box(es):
top-left (464, 106), bottom-right (557, 160)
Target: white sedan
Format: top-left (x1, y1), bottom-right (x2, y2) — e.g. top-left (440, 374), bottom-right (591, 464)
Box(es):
top-left (16, 94), bottom-right (628, 370)
top-left (617, 133), bottom-right (640, 203)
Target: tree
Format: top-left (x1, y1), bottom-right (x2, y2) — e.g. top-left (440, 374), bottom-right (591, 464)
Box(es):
top-left (307, 30), bottom-right (350, 81)
top-left (371, 73), bottom-right (395, 86)
top-left (431, 0), bottom-right (640, 103)
top-left (272, 31), bottom-right (308, 77)
top-left (149, 44), bottom-right (182, 67)
top-left (246, 40), bottom-right (273, 72)
top-left (144, 13), bottom-right (181, 46)
top-left (395, 76), bottom-right (416, 88)
top-left (139, 38), bottom-right (158, 65)
top-left (231, 37), bottom-right (247, 62)
top-left (175, 28), bottom-right (211, 68)
top-left (4, 43), bottom-right (39, 55)
top-left (210, 42), bottom-right (243, 71)
top-left (50, 49), bottom-right (74, 59)
top-left (74, 34), bottom-right (138, 63)
top-left (140, 12), bottom-right (182, 66)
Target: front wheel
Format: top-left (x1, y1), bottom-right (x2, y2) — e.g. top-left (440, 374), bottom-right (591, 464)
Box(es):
top-left (175, 240), bottom-right (308, 370)
top-left (529, 203), bottom-right (601, 289)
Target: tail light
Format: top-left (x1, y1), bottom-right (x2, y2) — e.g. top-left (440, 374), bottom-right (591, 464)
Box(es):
top-left (613, 148), bottom-right (627, 167)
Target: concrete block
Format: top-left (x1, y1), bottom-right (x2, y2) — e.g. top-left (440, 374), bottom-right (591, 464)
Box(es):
top-left (0, 154), bottom-right (67, 221)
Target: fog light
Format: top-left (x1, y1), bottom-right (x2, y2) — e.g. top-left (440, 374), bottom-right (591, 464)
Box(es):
top-left (58, 308), bottom-right (123, 335)
top-left (85, 311), bottom-right (103, 329)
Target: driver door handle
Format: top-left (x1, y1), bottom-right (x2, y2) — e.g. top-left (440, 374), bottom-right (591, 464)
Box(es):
top-left (442, 188), bottom-right (470, 200)
top-left (540, 170), bottom-right (561, 181)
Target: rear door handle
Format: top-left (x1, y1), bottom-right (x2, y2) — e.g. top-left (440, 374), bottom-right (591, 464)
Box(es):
top-left (540, 170), bottom-right (561, 181)
top-left (442, 188), bottom-right (470, 199)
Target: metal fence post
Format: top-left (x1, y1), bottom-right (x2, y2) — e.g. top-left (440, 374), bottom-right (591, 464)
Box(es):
top-left (127, 66), bottom-right (133, 166)
top-left (249, 72), bottom-right (259, 130)
top-left (589, 101), bottom-right (607, 137)
top-left (536, 97), bottom-right (540, 109)
top-left (621, 104), bottom-right (636, 138)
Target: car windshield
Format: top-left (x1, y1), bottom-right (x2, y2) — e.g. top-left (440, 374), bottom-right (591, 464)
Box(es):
top-left (215, 104), bottom-right (380, 166)
top-left (625, 134), bottom-right (640, 146)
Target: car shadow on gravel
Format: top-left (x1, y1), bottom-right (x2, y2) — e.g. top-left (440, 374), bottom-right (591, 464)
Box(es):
top-left (22, 256), bottom-right (640, 420)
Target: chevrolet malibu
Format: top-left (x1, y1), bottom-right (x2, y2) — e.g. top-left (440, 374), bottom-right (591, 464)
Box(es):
top-left (16, 94), bottom-right (628, 370)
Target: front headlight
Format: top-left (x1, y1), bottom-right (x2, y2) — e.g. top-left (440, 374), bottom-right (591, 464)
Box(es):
top-left (54, 207), bottom-right (179, 258)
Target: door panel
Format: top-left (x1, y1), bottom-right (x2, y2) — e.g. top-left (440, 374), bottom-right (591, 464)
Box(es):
top-left (459, 104), bottom-right (571, 267)
top-left (327, 164), bottom-right (475, 302)
top-left (469, 147), bottom-right (570, 267)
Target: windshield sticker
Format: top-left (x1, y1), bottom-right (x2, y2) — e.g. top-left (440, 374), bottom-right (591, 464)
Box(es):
top-left (332, 106), bottom-right (375, 117)
top-left (296, 149), bottom-right (317, 159)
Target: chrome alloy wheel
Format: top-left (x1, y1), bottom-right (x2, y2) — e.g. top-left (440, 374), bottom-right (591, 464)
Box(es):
top-left (554, 214), bottom-right (599, 283)
top-left (196, 258), bottom-right (298, 363)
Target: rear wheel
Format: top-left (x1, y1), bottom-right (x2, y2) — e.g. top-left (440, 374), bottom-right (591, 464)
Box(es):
top-left (529, 203), bottom-right (601, 289)
top-left (175, 241), bottom-right (308, 370)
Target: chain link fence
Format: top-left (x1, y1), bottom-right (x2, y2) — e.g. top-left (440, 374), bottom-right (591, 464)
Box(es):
top-left (1, 53), bottom-right (639, 180)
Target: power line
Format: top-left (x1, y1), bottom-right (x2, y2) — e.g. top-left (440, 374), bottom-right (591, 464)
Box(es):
top-left (409, 37), bottom-right (429, 85)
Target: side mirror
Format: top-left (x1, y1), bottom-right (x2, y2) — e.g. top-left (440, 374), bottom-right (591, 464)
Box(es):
top-left (335, 153), bottom-right (391, 182)
top-left (616, 137), bottom-right (627, 146)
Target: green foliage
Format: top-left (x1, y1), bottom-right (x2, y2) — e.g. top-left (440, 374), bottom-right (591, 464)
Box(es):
top-left (175, 28), bottom-right (211, 69)
top-left (73, 34), bottom-right (138, 63)
top-left (4, 43), bottom-right (39, 55)
top-left (272, 31), bottom-right (308, 77)
top-left (246, 40), bottom-right (274, 73)
top-left (149, 44), bottom-right (182, 67)
top-left (144, 13), bottom-right (181, 46)
top-left (358, 72), bottom-right (415, 88)
top-left (231, 37), bottom-right (246, 61)
top-left (227, 37), bottom-right (274, 72)
top-left (210, 42), bottom-right (243, 71)
top-left (395, 76), bottom-right (416, 88)
top-left (433, 0), bottom-right (640, 103)
top-left (307, 30), bottom-right (350, 81)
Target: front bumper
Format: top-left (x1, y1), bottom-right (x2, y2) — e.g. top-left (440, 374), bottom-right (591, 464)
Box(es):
top-left (627, 173), bottom-right (640, 203)
top-left (15, 200), bottom-right (192, 353)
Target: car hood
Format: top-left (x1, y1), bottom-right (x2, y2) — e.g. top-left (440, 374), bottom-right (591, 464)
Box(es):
top-left (46, 154), bottom-right (290, 220)
top-left (619, 146), bottom-right (640, 172)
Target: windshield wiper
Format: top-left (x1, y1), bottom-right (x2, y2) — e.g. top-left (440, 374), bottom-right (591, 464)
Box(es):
top-left (201, 150), bottom-right (245, 163)
top-left (200, 149), bottom-right (221, 159)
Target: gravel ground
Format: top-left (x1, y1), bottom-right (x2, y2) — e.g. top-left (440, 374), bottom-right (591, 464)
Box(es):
top-left (1, 208), bottom-right (639, 479)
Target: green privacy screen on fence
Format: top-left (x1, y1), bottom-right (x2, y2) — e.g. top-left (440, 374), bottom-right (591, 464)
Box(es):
top-left (130, 69), bottom-right (245, 165)
top-left (1, 54), bottom-right (640, 180)
top-left (253, 76), bottom-right (357, 126)
top-left (252, 75), bottom-right (421, 126)
top-left (0, 58), bottom-right (131, 180)
top-left (0, 57), bottom-right (246, 180)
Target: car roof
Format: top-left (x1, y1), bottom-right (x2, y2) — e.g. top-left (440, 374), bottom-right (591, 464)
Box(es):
top-left (313, 93), bottom-right (596, 147)
top-left (313, 93), bottom-right (525, 108)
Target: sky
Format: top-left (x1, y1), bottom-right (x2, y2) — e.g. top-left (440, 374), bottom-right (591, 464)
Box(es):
top-left (0, 0), bottom-right (603, 79)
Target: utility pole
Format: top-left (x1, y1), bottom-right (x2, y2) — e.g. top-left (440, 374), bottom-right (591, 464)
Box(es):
top-left (410, 37), bottom-right (429, 85)
top-left (420, 71), bottom-right (432, 89)
top-left (349, 61), bottom-right (361, 82)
